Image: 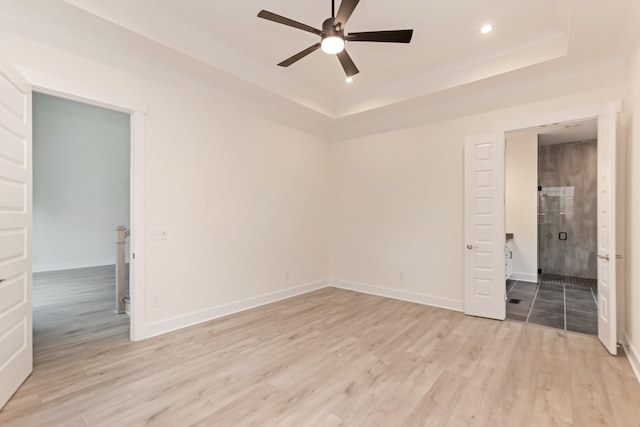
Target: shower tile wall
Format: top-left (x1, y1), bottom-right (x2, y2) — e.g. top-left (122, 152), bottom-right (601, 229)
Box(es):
top-left (538, 139), bottom-right (597, 279)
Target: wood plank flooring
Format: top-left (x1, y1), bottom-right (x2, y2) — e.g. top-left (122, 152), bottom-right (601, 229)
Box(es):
top-left (1, 267), bottom-right (639, 426)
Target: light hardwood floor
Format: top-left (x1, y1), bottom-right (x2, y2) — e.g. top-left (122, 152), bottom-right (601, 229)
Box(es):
top-left (1, 267), bottom-right (639, 426)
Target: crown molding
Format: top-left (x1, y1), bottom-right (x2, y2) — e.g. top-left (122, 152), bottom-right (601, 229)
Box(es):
top-left (329, 57), bottom-right (627, 141)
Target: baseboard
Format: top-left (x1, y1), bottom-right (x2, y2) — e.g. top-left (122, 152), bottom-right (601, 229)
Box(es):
top-left (622, 331), bottom-right (640, 384)
top-left (144, 279), bottom-right (330, 339)
top-left (330, 278), bottom-right (464, 312)
top-left (510, 272), bottom-right (538, 283)
top-left (33, 259), bottom-right (115, 273)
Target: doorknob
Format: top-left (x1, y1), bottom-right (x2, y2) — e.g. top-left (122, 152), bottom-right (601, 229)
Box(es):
top-left (466, 245), bottom-right (473, 250)
top-left (597, 254), bottom-right (610, 261)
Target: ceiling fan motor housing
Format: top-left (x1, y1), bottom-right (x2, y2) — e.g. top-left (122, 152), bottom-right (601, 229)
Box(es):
top-left (322, 18), bottom-right (344, 40)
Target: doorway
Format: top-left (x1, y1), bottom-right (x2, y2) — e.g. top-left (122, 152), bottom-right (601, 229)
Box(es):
top-left (31, 86), bottom-right (146, 342)
top-left (0, 58), bottom-right (146, 410)
top-left (32, 92), bottom-right (132, 341)
top-left (463, 101), bottom-right (620, 354)
top-left (505, 119), bottom-right (599, 335)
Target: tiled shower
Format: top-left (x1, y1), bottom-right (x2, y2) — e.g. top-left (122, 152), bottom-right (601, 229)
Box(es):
top-left (538, 139), bottom-right (598, 281)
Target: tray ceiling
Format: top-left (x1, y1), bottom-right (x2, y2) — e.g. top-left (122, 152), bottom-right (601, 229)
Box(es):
top-left (4, 0), bottom-right (638, 121)
top-left (0, 0), bottom-right (640, 127)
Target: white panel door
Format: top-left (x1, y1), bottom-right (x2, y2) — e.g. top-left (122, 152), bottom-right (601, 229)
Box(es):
top-left (464, 133), bottom-right (506, 320)
top-left (0, 58), bottom-right (32, 409)
top-left (597, 107), bottom-right (617, 355)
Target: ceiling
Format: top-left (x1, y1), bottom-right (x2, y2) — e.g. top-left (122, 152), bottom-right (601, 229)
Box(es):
top-left (0, 0), bottom-right (636, 135)
top-left (53, 0), bottom-right (638, 120)
top-left (509, 119), bottom-right (598, 145)
top-left (537, 119), bottom-right (598, 145)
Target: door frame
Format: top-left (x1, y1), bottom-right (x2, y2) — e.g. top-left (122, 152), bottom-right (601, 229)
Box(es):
top-left (495, 101), bottom-right (623, 342)
top-left (25, 69), bottom-right (147, 342)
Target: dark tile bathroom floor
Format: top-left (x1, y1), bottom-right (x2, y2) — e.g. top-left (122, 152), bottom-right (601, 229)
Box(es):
top-left (506, 278), bottom-right (598, 335)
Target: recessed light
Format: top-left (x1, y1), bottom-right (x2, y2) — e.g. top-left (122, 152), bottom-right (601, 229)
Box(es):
top-left (345, 77), bottom-right (354, 83)
top-left (480, 24), bottom-right (492, 34)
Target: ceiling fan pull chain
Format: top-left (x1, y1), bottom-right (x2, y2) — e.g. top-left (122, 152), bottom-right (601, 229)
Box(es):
top-left (332, 0), bottom-right (335, 18)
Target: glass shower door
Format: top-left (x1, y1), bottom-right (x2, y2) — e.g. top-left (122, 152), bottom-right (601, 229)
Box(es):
top-left (538, 186), bottom-right (573, 279)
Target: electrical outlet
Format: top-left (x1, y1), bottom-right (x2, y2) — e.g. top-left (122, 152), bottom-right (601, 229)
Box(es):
top-left (152, 295), bottom-right (161, 307)
top-left (399, 272), bottom-right (405, 281)
top-left (286, 271), bottom-right (290, 280)
top-left (152, 229), bottom-right (168, 240)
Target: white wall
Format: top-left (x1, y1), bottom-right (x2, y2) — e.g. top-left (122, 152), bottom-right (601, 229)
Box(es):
top-left (330, 84), bottom-right (625, 309)
top-left (505, 131), bottom-right (538, 282)
top-left (32, 92), bottom-right (130, 272)
top-left (144, 89), bottom-right (331, 325)
top-left (624, 40), bottom-right (640, 378)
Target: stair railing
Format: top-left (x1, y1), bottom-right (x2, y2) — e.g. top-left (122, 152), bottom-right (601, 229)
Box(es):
top-left (115, 225), bottom-right (130, 314)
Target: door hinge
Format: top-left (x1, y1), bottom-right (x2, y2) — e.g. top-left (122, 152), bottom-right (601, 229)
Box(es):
top-left (133, 253), bottom-right (136, 260)
top-left (538, 185), bottom-right (542, 191)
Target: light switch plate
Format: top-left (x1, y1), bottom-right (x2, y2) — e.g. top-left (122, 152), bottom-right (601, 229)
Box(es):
top-left (152, 229), bottom-right (168, 240)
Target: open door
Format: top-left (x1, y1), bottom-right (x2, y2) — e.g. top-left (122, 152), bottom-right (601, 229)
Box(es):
top-left (0, 58), bottom-right (32, 409)
top-left (464, 133), bottom-right (506, 320)
top-left (597, 106), bottom-right (617, 355)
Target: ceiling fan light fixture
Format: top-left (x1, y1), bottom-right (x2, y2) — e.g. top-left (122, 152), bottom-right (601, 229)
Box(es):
top-left (480, 24), bottom-right (492, 34)
top-left (321, 35), bottom-right (345, 54)
top-left (345, 76), bottom-right (354, 83)
top-left (258, 0), bottom-right (413, 77)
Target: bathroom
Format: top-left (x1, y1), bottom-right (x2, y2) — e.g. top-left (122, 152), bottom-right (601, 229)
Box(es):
top-left (504, 119), bottom-right (599, 335)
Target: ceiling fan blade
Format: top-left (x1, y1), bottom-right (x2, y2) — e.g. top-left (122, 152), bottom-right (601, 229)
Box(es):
top-left (334, 0), bottom-right (360, 29)
top-left (347, 29), bottom-right (414, 43)
top-left (258, 10), bottom-right (322, 36)
top-left (337, 49), bottom-right (359, 77)
top-left (278, 43), bottom-right (322, 67)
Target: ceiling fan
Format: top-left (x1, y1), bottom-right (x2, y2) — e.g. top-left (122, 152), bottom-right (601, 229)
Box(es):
top-left (257, 0), bottom-right (413, 78)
